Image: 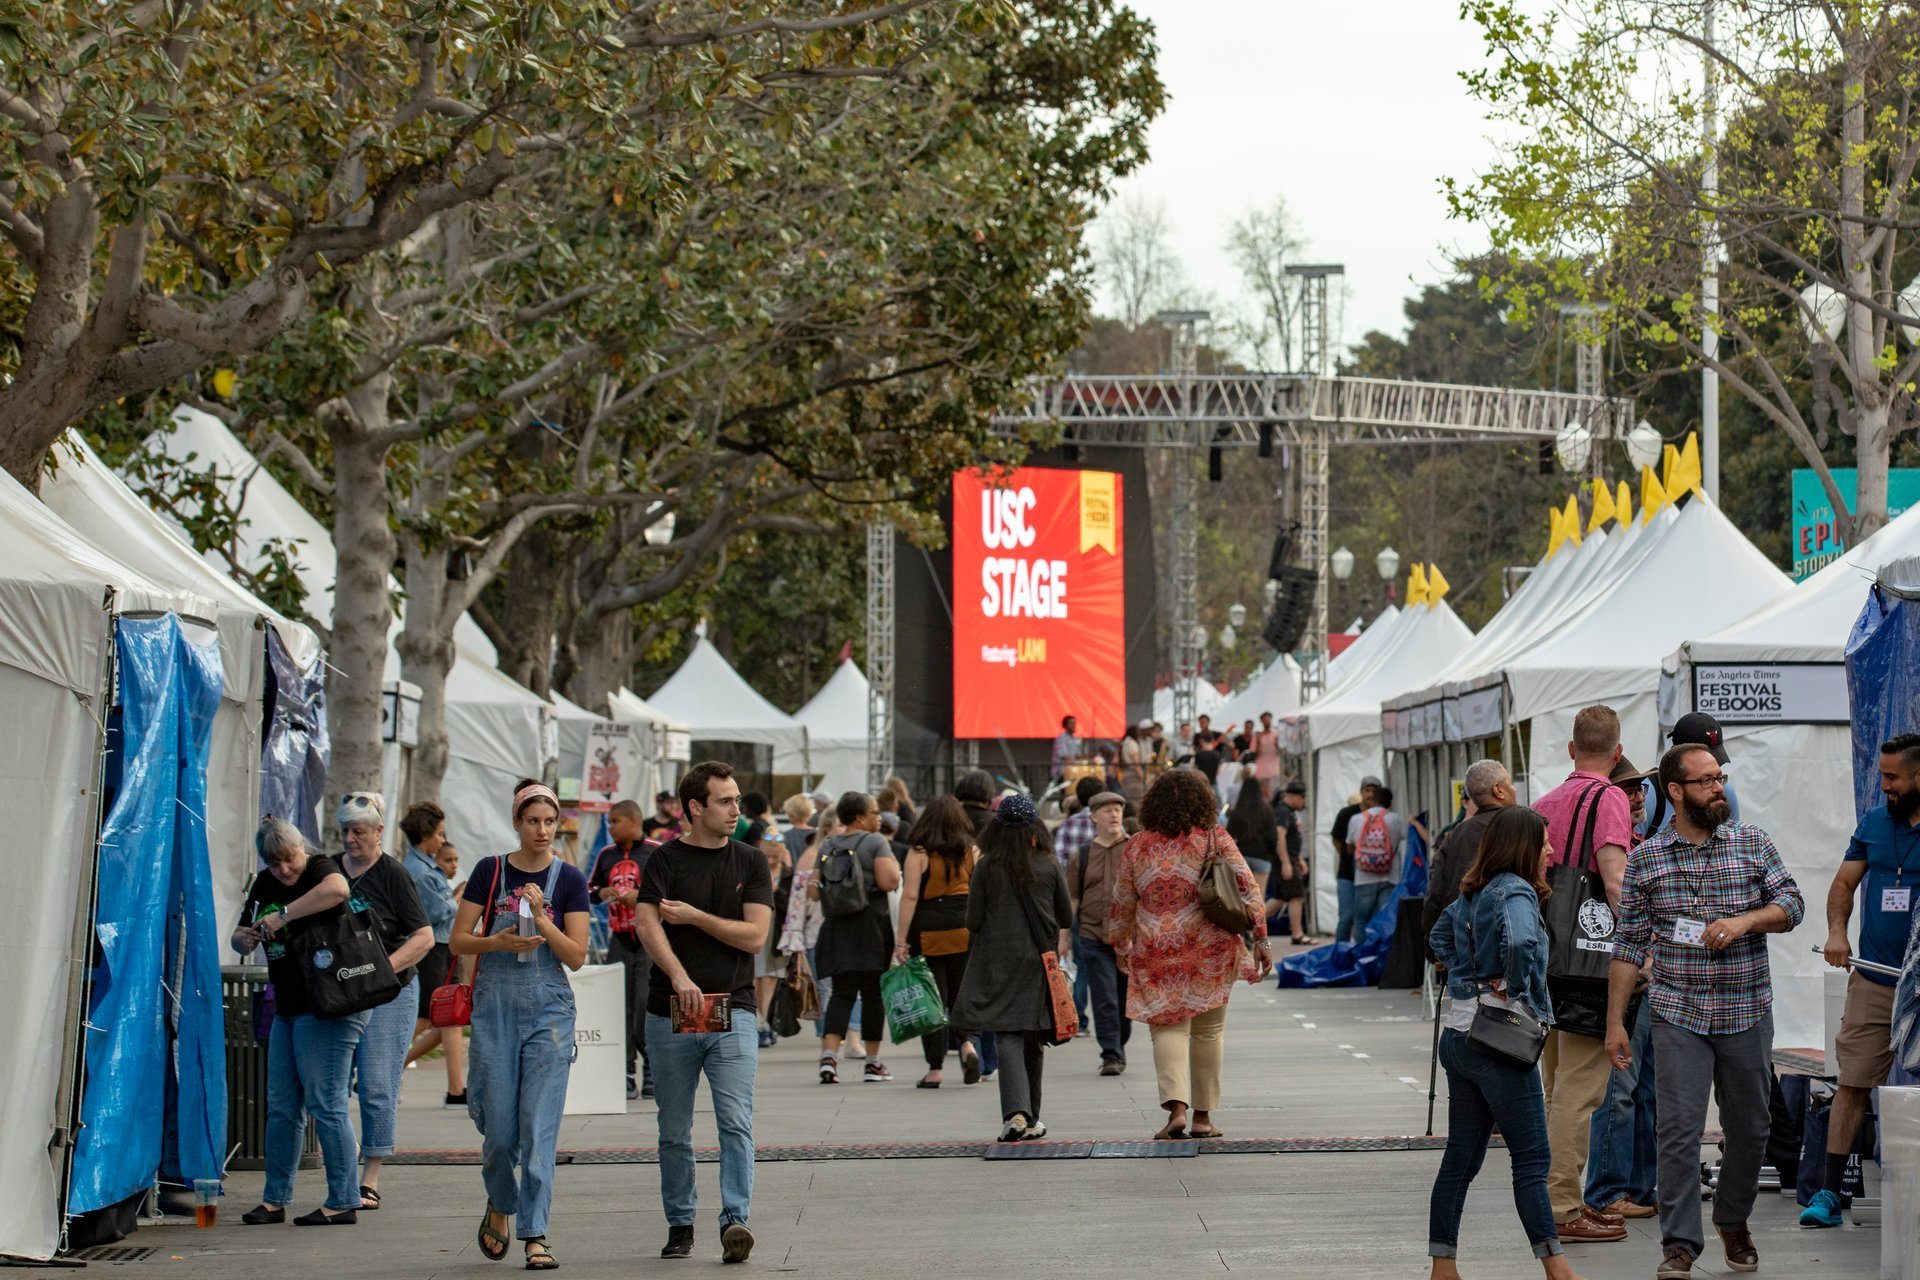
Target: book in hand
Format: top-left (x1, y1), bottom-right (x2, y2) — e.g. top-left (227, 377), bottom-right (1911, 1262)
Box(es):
top-left (669, 992), bottom-right (733, 1033)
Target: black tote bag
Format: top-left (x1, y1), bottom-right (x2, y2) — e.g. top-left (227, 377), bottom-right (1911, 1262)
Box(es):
top-left (291, 907), bottom-right (402, 1019)
top-left (1542, 781), bottom-right (1617, 984)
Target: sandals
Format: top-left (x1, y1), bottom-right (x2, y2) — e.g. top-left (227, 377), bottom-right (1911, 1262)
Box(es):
top-left (916, 1072), bottom-right (941, 1088)
top-left (1152, 1120), bottom-right (1189, 1140)
top-left (1190, 1126), bottom-right (1224, 1139)
top-left (960, 1047), bottom-right (982, 1086)
top-left (479, 1205), bottom-right (511, 1261)
top-left (360, 1185), bottom-right (381, 1210)
top-left (525, 1239), bottom-right (558, 1271)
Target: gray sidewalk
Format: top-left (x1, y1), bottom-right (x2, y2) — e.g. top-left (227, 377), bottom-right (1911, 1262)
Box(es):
top-left (29, 985), bottom-right (1881, 1278)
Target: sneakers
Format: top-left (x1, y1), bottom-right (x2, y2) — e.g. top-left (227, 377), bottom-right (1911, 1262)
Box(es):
top-left (1799, 1188), bottom-right (1844, 1228)
top-left (1656, 1245), bottom-right (1694, 1278)
top-left (1025, 1120), bottom-right (1048, 1139)
top-left (721, 1222), bottom-right (754, 1264)
top-left (661, 1224), bottom-right (694, 1259)
top-left (1555, 1208), bottom-right (1627, 1242)
top-left (626, 1075), bottom-right (639, 1101)
top-left (443, 1090), bottom-right (468, 1109)
top-left (1099, 1059), bottom-right (1125, 1076)
top-left (1601, 1196), bottom-right (1657, 1219)
top-left (819, 1053), bottom-right (839, 1084)
top-left (641, 1073), bottom-right (655, 1100)
top-left (998, 1114), bottom-right (1033, 1143)
top-left (1718, 1225), bottom-right (1758, 1273)
top-left (862, 1061), bottom-right (893, 1083)
top-left (757, 1026), bottom-right (778, 1049)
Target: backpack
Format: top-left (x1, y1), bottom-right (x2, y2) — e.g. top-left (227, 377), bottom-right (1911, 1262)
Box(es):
top-left (818, 833), bottom-right (876, 918)
top-left (1354, 809), bottom-right (1395, 876)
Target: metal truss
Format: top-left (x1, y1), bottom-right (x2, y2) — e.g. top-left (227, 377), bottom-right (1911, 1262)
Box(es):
top-left (865, 521), bottom-right (895, 790)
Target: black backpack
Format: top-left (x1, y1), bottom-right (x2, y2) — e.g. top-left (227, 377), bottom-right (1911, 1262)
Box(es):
top-left (818, 833), bottom-right (878, 918)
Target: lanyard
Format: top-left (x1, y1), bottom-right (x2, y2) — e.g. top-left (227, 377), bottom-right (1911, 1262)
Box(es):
top-left (1892, 816), bottom-right (1920, 886)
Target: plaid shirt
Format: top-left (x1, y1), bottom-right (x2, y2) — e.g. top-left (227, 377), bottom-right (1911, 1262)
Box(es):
top-left (1614, 821), bottom-right (1804, 1037)
top-left (1055, 807), bottom-right (1095, 868)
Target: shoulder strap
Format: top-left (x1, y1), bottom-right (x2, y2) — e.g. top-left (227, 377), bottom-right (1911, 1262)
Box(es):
top-left (1567, 781), bottom-right (1608, 873)
top-left (479, 857), bottom-right (505, 935)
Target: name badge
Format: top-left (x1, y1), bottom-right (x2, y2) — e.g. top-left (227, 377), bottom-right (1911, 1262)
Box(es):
top-left (1884, 886), bottom-right (1913, 914)
top-left (1673, 917), bottom-right (1708, 948)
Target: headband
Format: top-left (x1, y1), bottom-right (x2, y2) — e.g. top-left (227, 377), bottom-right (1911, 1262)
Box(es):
top-left (513, 781), bottom-right (561, 820)
top-left (996, 793), bottom-right (1039, 827)
top-left (337, 791), bottom-right (385, 829)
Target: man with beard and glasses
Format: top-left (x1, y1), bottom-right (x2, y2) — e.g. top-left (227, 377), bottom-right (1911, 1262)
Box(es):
top-left (1802, 732), bottom-right (1920, 1228)
top-left (1607, 744), bottom-right (1803, 1280)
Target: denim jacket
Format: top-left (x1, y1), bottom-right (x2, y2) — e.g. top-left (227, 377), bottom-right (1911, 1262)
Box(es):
top-left (1427, 871), bottom-right (1554, 1025)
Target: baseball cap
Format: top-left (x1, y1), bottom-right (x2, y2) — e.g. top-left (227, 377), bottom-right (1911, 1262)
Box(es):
top-left (1360, 775), bottom-right (1384, 789)
top-left (809, 788), bottom-right (832, 808)
top-left (877, 811), bottom-right (901, 834)
top-left (1088, 790), bottom-right (1125, 812)
top-left (655, 790), bottom-right (675, 803)
top-left (1283, 779), bottom-right (1307, 796)
top-left (1137, 718), bottom-right (1155, 730)
top-left (1670, 712), bottom-right (1730, 764)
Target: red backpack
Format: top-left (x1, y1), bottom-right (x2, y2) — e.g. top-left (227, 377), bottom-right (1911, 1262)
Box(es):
top-left (1353, 810), bottom-right (1395, 876)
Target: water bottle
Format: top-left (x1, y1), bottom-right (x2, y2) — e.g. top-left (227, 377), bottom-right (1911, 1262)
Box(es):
top-left (517, 896), bottom-right (535, 963)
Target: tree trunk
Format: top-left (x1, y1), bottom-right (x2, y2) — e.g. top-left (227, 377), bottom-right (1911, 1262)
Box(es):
top-left (396, 534), bottom-right (457, 805)
top-left (488, 529), bottom-right (561, 698)
top-left (561, 608), bottom-right (633, 713)
top-left (0, 174), bottom-right (102, 489)
top-left (1838, 27), bottom-right (1889, 541)
top-left (324, 392), bottom-right (398, 805)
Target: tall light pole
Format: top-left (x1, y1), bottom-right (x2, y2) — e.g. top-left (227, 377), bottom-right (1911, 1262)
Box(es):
top-left (1701, 0), bottom-right (1721, 501)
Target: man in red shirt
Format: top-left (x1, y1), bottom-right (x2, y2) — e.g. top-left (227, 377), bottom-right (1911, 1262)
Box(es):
top-left (1530, 704), bottom-right (1636, 1243)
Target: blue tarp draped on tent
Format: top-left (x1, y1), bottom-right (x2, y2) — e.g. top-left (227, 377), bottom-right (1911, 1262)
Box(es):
top-left (70, 616), bottom-right (227, 1213)
top-left (260, 627), bottom-right (329, 845)
top-left (1278, 822), bottom-right (1429, 988)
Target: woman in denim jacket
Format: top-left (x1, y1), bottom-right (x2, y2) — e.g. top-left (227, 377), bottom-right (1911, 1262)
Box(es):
top-left (1426, 806), bottom-right (1584, 1280)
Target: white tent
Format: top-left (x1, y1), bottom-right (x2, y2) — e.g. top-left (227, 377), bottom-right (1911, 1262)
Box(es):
top-left (795, 659), bottom-right (873, 796)
top-left (43, 434), bottom-right (324, 935)
top-left (649, 637), bottom-right (810, 779)
top-left (1667, 504), bottom-right (1920, 1052)
top-left (1295, 601), bottom-right (1474, 924)
top-left (1214, 653), bottom-right (1303, 728)
top-left (0, 469), bottom-right (218, 1262)
top-left (1151, 678), bottom-right (1229, 728)
top-left (606, 686), bottom-right (690, 804)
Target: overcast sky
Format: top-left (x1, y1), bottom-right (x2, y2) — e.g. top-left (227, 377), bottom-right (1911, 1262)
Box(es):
top-left (1100, 2), bottom-right (1512, 358)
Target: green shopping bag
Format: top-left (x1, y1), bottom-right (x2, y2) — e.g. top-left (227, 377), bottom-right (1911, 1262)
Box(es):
top-left (880, 955), bottom-right (949, 1044)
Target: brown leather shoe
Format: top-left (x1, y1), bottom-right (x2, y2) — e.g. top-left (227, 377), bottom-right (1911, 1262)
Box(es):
top-left (1604, 1196), bottom-right (1657, 1219)
top-left (1656, 1245), bottom-right (1694, 1279)
top-left (1588, 1204), bottom-right (1626, 1225)
top-left (1556, 1210), bottom-right (1628, 1242)
top-left (1718, 1225), bottom-right (1759, 1273)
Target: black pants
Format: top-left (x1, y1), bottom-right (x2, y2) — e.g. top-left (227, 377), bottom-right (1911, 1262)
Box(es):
top-left (996, 1030), bottom-right (1047, 1122)
top-left (607, 931), bottom-right (651, 1076)
top-left (825, 969), bottom-right (885, 1044)
top-left (915, 950), bottom-right (974, 1070)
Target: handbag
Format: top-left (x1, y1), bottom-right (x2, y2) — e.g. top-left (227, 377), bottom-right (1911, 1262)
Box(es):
top-left (291, 906), bottom-right (402, 1019)
top-left (1462, 911), bottom-right (1548, 1067)
top-left (430, 857), bottom-right (503, 1029)
top-left (768, 975), bottom-right (802, 1039)
top-left (786, 955), bottom-right (821, 1022)
top-left (1196, 826), bottom-right (1255, 934)
top-left (1013, 863), bottom-right (1079, 1047)
top-left (880, 955), bottom-right (949, 1044)
top-left (1543, 781), bottom-right (1617, 985)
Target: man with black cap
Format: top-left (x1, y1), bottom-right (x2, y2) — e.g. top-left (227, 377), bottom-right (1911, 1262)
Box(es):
top-left (1643, 713), bottom-right (1740, 836)
top-left (1269, 780), bottom-right (1318, 944)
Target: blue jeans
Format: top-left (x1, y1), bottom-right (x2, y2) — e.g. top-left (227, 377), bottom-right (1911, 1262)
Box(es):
top-left (1429, 1029), bottom-right (1562, 1260)
top-left (646, 1011), bottom-right (757, 1228)
top-left (468, 950), bottom-right (576, 1240)
top-left (264, 1010), bottom-right (370, 1211)
top-left (1351, 881), bottom-right (1392, 940)
top-left (1080, 935), bottom-right (1131, 1063)
top-left (353, 976), bottom-right (418, 1159)
top-left (1586, 995), bottom-right (1657, 1210)
top-left (1335, 878), bottom-right (1357, 943)
top-left (1070, 933), bottom-right (1091, 1023)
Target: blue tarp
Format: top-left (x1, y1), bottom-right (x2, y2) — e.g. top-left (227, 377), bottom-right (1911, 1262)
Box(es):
top-left (70, 616), bottom-right (227, 1212)
top-left (260, 627), bottom-right (329, 845)
top-left (1278, 821), bottom-right (1429, 988)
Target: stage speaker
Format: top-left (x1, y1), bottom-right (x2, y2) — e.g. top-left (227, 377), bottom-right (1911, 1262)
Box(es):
top-left (1262, 564), bottom-right (1317, 653)
top-left (1265, 521), bottom-right (1301, 582)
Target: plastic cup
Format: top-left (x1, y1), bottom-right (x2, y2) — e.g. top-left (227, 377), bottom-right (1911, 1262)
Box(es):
top-left (193, 1179), bottom-right (220, 1229)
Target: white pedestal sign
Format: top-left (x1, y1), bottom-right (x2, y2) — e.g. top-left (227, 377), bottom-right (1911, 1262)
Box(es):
top-left (564, 963), bottom-right (628, 1115)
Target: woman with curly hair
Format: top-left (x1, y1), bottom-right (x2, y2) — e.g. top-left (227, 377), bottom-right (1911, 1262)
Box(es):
top-left (1109, 768), bottom-right (1272, 1141)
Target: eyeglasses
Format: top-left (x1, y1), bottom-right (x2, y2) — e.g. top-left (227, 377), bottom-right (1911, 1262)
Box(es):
top-left (1681, 773), bottom-right (1729, 790)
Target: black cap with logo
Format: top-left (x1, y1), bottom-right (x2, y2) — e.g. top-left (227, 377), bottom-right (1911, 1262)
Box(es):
top-left (1670, 712), bottom-right (1730, 765)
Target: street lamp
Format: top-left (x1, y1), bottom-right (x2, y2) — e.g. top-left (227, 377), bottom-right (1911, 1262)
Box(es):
top-left (1375, 546), bottom-right (1400, 582)
top-left (1220, 623), bottom-right (1237, 649)
top-left (1189, 623), bottom-right (1208, 649)
top-left (1330, 546), bottom-right (1355, 581)
top-left (1555, 420), bottom-right (1593, 472)
top-left (1227, 602), bottom-right (1247, 629)
top-left (1262, 578), bottom-right (1279, 605)
top-left (1624, 420), bottom-right (1663, 470)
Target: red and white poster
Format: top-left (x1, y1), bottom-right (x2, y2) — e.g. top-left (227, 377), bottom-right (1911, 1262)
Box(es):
top-left (952, 467), bottom-right (1125, 739)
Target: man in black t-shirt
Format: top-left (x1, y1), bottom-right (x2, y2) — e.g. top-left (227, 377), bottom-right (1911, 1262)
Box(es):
top-left (589, 799), bottom-right (655, 1098)
top-left (635, 762), bottom-right (774, 1265)
top-left (1193, 715), bottom-right (1225, 783)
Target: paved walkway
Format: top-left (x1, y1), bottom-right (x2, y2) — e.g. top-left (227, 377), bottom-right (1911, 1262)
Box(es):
top-left (30, 985), bottom-right (1882, 1278)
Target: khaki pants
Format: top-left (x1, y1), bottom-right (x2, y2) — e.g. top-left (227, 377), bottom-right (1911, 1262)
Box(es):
top-left (1541, 1027), bottom-right (1613, 1221)
top-left (1150, 1004), bottom-right (1229, 1110)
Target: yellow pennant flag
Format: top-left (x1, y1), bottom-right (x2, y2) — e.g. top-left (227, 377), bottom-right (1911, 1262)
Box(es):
top-left (1547, 504), bottom-right (1567, 559)
top-left (1615, 480), bottom-right (1633, 526)
top-left (1426, 563), bottom-right (1451, 606)
top-left (1661, 442), bottom-right (1682, 495)
top-left (1671, 433), bottom-right (1703, 499)
top-left (1641, 465), bottom-right (1668, 524)
top-left (1560, 494), bottom-right (1584, 548)
top-left (1587, 478), bottom-right (1616, 533)
top-left (1407, 562), bottom-right (1431, 607)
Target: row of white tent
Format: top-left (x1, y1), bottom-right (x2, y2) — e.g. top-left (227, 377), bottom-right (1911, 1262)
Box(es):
top-left (1274, 488), bottom-right (1894, 1054)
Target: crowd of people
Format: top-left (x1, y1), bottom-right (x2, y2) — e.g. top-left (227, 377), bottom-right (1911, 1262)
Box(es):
top-left (219, 702), bottom-right (1916, 1276)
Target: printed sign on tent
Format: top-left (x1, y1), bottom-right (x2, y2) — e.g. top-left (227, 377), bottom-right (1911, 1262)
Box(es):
top-left (1691, 663), bottom-right (1849, 725)
top-left (951, 466), bottom-right (1126, 739)
top-left (577, 721), bottom-right (636, 813)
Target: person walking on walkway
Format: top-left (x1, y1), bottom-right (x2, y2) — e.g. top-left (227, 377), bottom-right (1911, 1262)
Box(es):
top-left (1346, 786), bottom-right (1410, 936)
top-left (1110, 768), bottom-right (1271, 1141)
top-left (1531, 705), bottom-right (1635, 1244)
top-left (951, 793), bottom-right (1070, 1141)
top-left (587, 799), bottom-right (654, 1100)
top-left (453, 780), bottom-right (592, 1271)
top-left (1226, 769), bottom-right (1278, 884)
top-left (1426, 806), bottom-right (1584, 1280)
top-left (402, 802), bottom-right (468, 1107)
top-left (336, 793), bottom-right (434, 1212)
top-left (1331, 777), bottom-right (1380, 944)
top-left (1269, 779), bottom-right (1319, 944)
top-left (1068, 790), bottom-right (1133, 1075)
top-left (635, 762), bottom-right (775, 1264)
top-left (234, 818), bottom-right (358, 1227)
top-left (893, 794), bottom-right (982, 1087)
top-left (1251, 712), bottom-right (1281, 797)
top-left (1608, 743), bottom-right (1803, 1280)
top-left (1804, 731), bottom-right (1920, 1227)
top-left (813, 791), bottom-right (901, 1084)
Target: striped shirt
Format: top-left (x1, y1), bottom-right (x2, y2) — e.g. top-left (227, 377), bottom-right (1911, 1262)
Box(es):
top-left (1614, 821), bottom-right (1804, 1037)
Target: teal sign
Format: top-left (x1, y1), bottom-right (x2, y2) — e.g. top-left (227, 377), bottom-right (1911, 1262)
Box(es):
top-left (1792, 468), bottom-right (1920, 580)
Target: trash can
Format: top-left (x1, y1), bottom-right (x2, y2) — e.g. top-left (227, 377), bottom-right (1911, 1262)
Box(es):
top-left (222, 966), bottom-right (318, 1171)
top-left (1882, 1085), bottom-right (1920, 1280)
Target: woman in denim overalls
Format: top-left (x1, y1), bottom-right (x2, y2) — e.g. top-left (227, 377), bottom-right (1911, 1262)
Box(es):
top-left (449, 779), bottom-right (591, 1270)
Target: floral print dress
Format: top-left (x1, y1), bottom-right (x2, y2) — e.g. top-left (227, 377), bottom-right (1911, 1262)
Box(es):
top-left (1108, 826), bottom-right (1265, 1026)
